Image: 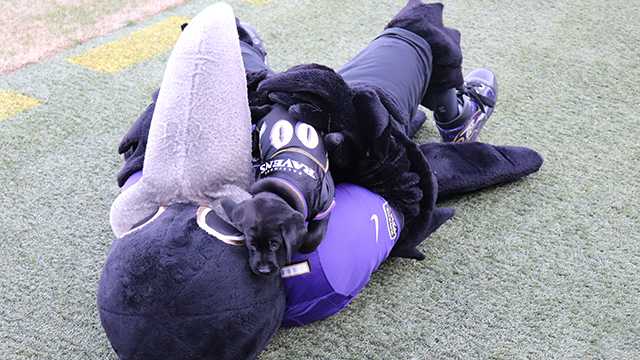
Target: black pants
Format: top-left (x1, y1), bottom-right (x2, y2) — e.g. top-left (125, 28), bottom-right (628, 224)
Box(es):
top-left (338, 27), bottom-right (433, 136)
top-left (240, 25), bottom-right (461, 136)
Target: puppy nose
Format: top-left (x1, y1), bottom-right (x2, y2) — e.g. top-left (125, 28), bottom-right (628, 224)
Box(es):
top-left (257, 264), bottom-right (275, 275)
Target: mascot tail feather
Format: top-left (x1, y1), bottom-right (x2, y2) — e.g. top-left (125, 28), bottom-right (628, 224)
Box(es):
top-left (420, 142), bottom-right (544, 199)
top-left (110, 2), bottom-right (252, 237)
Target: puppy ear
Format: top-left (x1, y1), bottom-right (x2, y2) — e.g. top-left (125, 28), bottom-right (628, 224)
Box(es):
top-left (281, 211), bottom-right (306, 263)
top-left (221, 198), bottom-right (243, 225)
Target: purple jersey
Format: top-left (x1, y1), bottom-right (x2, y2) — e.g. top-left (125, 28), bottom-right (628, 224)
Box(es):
top-left (281, 183), bottom-right (403, 326)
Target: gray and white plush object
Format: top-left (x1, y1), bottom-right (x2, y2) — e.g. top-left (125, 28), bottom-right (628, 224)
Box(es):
top-left (109, 2), bottom-right (252, 237)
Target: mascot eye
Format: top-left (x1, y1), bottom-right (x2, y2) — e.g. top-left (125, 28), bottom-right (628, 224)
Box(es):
top-left (196, 206), bottom-right (245, 246)
top-left (270, 120), bottom-right (294, 149)
top-left (295, 122), bottom-right (319, 149)
top-left (121, 206), bottom-right (166, 237)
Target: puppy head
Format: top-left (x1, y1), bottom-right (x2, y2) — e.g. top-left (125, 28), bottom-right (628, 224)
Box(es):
top-left (223, 192), bottom-right (306, 276)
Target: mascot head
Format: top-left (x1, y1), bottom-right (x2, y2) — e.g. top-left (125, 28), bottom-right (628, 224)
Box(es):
top-left (99, 3), bottom-right (284, 359)
top-left (98, 203), bottom-right (285, 359)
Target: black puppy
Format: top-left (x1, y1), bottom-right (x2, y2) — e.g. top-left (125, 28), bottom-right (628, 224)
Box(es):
top-left (224, 105), bottom-right (335, 276)
top-left (222, 192), bottom-right (306, 275)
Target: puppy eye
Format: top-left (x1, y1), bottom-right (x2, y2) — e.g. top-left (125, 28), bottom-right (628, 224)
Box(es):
top-left (270, 241), bottom-right (280, 251)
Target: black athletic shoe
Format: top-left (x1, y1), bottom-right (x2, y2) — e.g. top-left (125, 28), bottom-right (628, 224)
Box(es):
top-left (437, 68), bottom-right (498, 142)
top-left (238, 20), bottom-right (268, 63)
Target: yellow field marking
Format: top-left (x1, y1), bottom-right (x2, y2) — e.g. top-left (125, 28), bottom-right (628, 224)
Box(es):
top-left (0, 91), bottom-right (41, 121)
top-left (68, 16), bottom-right (188, 73)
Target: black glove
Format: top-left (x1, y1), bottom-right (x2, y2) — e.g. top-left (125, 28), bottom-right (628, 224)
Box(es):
top-left (257, 63), bottom-right (354, 132)
top-left (116, 90), bottom-right (158, 187)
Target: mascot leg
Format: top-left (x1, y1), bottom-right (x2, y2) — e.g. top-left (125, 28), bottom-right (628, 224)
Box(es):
top-left (339, 1), bottom-right (467, 136)
top-left (338, 26), bottom-right (432, 135)
top-left (342, 1), bottom-right (497, 143)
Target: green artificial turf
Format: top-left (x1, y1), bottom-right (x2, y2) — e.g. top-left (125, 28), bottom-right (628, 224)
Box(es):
top-left (1, 0), bottom-right (639, 358)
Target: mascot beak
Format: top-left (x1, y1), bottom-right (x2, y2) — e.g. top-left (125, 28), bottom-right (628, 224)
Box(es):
top-left (110, 1), bottom-right (253, 237)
